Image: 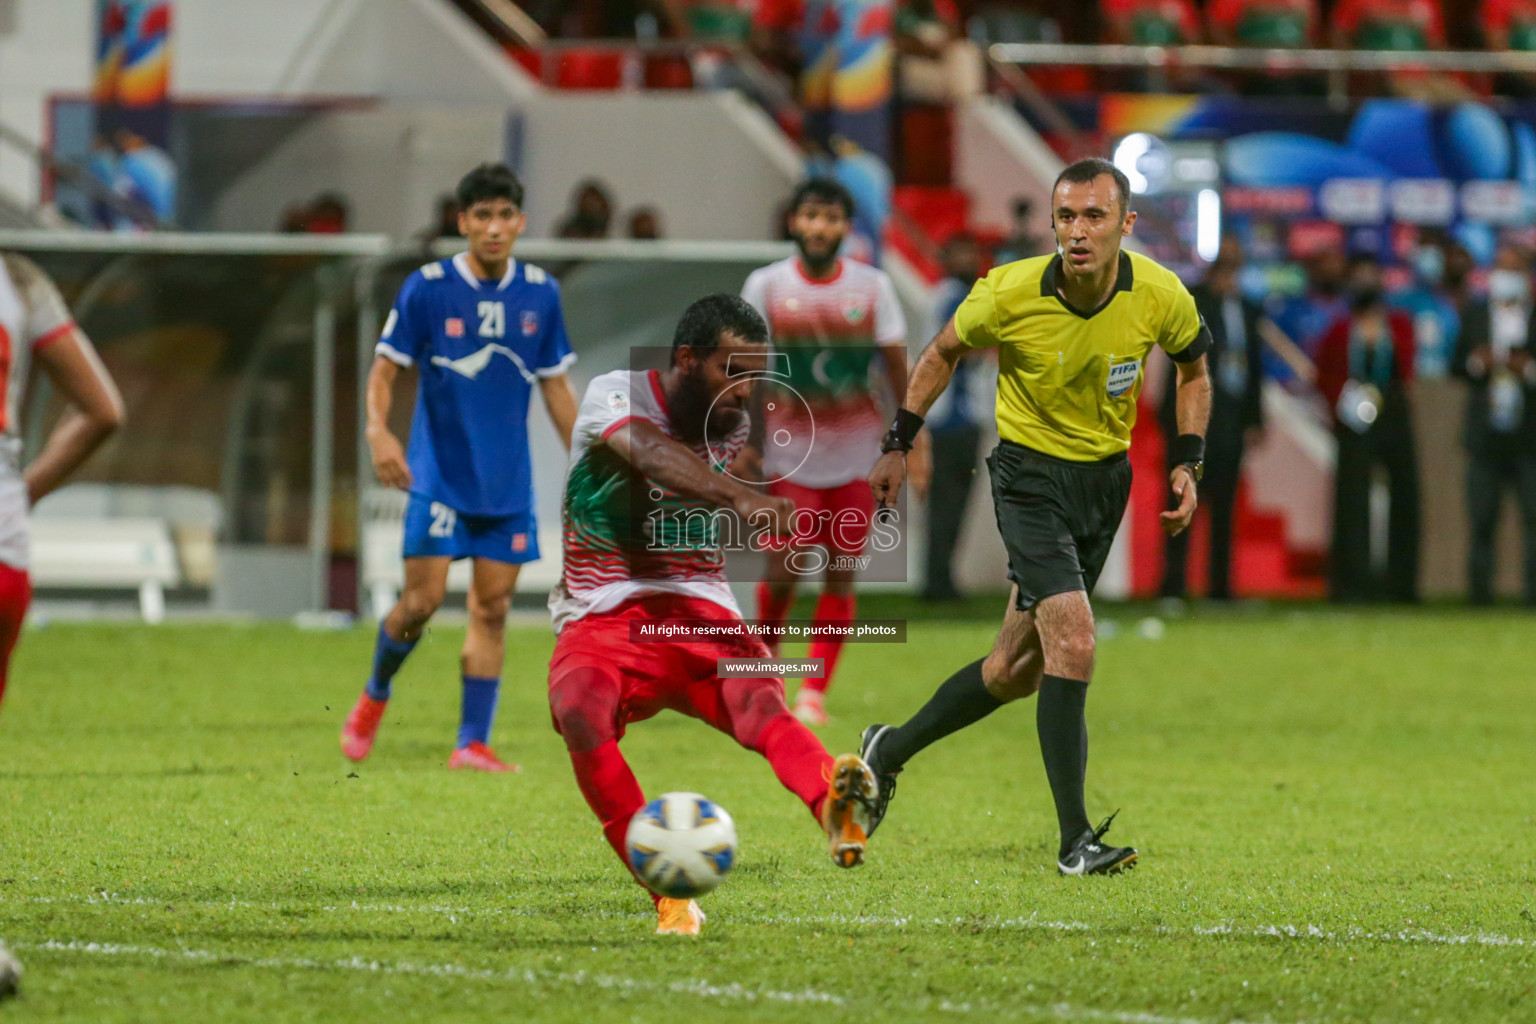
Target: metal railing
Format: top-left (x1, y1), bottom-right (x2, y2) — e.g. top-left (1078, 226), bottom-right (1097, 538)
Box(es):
top-left (0, 229), bottom-right (948, 614)
top-left (528, 38), bottom-right (800, 121)
top-left (989, 42), bottom-right (1536, 75)
top-left (444, 0), bottom-right (800, 121)
top-left (979, 53), bottom-right (1190, 262)
top-left (447, 0), bottom-right (547, 47)
top-left (989, 42), bottom-right (1536, 103)
top-left (0, 121), bottom-right (163, 230)
top-left (985, 56), bottom-right (1098, 161)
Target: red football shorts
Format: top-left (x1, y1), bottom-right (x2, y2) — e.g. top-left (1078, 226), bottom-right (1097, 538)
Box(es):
top-left (547, 594), bottom-right (785, 740)
top-left (763, 478), bottom-right (876, 555)
top-left (0, 563), bottom-right (33, 711)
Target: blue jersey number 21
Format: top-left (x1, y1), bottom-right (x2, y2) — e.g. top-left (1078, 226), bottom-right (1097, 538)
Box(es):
top-left (478, 301), bottom-right (505, 338)
top-left (428, 502), bottom-right (457, 538)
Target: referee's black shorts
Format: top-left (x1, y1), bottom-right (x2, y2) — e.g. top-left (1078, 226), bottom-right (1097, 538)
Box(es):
top-left (986, 440), bottom-right (1133, 612)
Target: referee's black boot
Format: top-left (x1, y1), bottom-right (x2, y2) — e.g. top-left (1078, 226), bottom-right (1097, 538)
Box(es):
top-left (858, 724), bottom-right (900, 837)
top-left (1057, 812), bottom-right (1137, 876)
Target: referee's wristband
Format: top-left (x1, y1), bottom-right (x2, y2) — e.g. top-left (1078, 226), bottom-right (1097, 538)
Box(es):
top-left (1172, 433), bottom-right (1205, 468)
top-left (881, 409), bottom-right (925, 454)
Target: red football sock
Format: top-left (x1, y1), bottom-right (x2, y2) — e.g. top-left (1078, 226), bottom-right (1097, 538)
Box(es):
top-left (803, 591), bottom-right (856, 695)
top-left (755, 581), bottom-right (795, 653)
top-left (0, 564), bottom-right (31, 715)
top-left (756, 713), bottom-right (834, 822)
top-left (569, 741), bottom-right (657, 903)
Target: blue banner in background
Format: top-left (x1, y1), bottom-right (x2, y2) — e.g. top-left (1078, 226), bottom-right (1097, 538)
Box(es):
top-left (1043, 94), bottom-right (1536, 273)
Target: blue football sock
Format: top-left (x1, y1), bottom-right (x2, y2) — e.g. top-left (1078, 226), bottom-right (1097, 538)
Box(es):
top-left (457, 675), bottom-right (500, 749)
top-left (365, 622), bottom-right (418, 701)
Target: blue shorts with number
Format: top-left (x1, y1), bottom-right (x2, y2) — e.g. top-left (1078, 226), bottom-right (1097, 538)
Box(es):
top-left (402, 493), bottom-right (541, 565)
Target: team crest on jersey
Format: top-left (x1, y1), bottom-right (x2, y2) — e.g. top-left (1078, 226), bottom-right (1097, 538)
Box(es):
top-left (521, 311), bottom-right (539, 337)
top-left (446, 318), bottom-right (465, 337)
top-left (843, 300), bottom-right (868, 325)
top-left (1106, 359), bottom-right (1142, 398)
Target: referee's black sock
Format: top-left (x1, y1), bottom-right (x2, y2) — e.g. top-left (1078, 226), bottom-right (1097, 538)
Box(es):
top-left (876, 658), bottom-right (999, 773)
top-left (1038, 674), bottom-right (1091, 857)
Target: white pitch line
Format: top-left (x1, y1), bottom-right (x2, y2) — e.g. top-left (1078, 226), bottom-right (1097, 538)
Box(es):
top-left (1189, 921), bottom-right (1536, 950)
top-left (10, 939), bottom-right (1264, 1024)
top-left (10, 939), bottom-right (843, 1006)
top-left (754, 911), bottom-right (1536, 951)
top-left (7, 893), bottom-right (1532, 951)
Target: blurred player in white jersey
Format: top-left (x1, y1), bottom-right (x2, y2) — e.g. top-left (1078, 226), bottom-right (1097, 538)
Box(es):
top-left (741, 179), bottom-right (922, 726)
top-left (0, 253), bottom-right (125, 714)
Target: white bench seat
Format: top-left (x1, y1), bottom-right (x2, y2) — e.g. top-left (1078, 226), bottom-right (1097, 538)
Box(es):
top-left (29, 517), bottom-right (181, 623)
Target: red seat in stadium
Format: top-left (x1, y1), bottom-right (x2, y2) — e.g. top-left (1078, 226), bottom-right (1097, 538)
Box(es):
top-left (557, 49), bottom-right (626, 90)
top-left (899, 104), bottom-right (953, 186)
top-left (507, 46), bottom-right (543, 81)
top-left (645, 54), bottom-right (694, 90)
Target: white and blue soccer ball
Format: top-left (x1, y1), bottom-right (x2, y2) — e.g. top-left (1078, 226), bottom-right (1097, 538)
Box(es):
top-left (625, 792), bottom-right (737, 898)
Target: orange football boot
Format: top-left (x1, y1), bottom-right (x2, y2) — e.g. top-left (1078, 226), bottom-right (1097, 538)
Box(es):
top-left (821, 753), bottom-right (878, 868)
top-left (655, 898), bottom-right (705, 936)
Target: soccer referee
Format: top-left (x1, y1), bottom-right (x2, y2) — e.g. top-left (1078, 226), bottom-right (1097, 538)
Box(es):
top-left (863, 157), bottom-right (1212, 875)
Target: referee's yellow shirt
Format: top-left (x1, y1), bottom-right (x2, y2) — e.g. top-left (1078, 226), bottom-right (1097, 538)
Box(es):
top-left (952, 249), bottom-right (1209, 462)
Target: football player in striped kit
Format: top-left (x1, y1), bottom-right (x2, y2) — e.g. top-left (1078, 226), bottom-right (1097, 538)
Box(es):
top-left (741, 178), bottom-right (919, 726)
top-left (545, 295), bottom-right (879, 935)
top-left (0, 252), bottom-right (125, 716)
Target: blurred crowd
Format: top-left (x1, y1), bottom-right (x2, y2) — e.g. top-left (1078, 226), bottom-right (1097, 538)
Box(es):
top-left (279, 181), bottom-right (666, 245)
top-left (1243, 234), bottom-right (1536, 606)
top-left (518, 0), bottom-right (1532, 52)
top-left (551, 180), bottom-right (666, 240)
top-left (1168, 234), bottom-right (1536, 607)
top-left (509, 0), bottom-right (1536, 117)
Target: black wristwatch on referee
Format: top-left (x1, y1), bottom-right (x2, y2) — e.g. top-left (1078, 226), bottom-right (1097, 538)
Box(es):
top-left (1172, 433), bottom-right (1205, 481)
top-left (882, 409), bottom-right (924, 453)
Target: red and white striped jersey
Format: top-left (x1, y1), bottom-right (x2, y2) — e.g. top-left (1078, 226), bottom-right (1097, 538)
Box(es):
top-left (0, 254), bottom-right (73, 442)
top-left (549, 369), bottom-right (750, 635)
top-left (741, 256), bottom-right (906, 488)
top-left (0, 254), bottom-right (76, 570)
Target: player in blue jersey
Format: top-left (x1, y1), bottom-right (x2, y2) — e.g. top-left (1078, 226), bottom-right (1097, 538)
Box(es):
top-left (340, 163), bottom-right (579, 772)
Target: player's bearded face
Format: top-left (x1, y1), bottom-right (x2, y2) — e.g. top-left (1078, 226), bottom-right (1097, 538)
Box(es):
top-left (1052, 176), bottom-right (1135, 279)
top-left (669, 360), bottom-right (732, 445)
top-left (672, 348), bottom-right (755, 445)
top-left (790, 202), bottom-right (849, 270)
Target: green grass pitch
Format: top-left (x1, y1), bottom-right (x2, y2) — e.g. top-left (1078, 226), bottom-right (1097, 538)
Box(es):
top-left (0, 603), bottom-right (1533, 1023)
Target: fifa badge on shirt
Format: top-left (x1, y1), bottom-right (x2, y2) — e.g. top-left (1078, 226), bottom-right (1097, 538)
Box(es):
top-left (521, 311), bottom-right (540, 337)
top-left (446, 318), bottom-right (465, 337)
top-left (607, 390), bottom-right (630, 415)
top-left (1106, 359), bottom-right (1142, 398)
top-left (512, 533), bottom-right (528, 553)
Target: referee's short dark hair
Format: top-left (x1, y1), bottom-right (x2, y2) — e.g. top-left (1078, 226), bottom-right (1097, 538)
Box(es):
top-left (671, 294), bottom-right (770, 365)
top-left (1053, 158), bottom-right (1132, 217)
top-left (457, 163), bottom-right (525, 212)
top-left (788, 177), bottom-right (856, 219)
